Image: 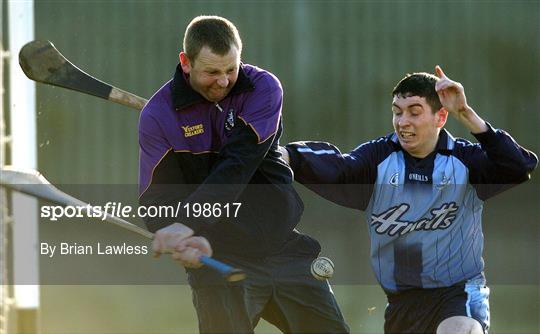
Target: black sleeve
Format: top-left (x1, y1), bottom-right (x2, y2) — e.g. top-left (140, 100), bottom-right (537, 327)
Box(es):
top-left (285, 139), bottom-right (389, 210)
top-left (176, 119), bottom-right (274, 232)
top-left (456, 123), bottom-right (538, 199)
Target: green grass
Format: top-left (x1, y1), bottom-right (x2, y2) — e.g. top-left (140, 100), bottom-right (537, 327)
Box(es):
top-left (37, 285), bottom-right (538, 334)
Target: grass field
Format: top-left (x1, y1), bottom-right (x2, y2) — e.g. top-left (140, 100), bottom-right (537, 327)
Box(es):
top-left (38, 284), bottom-right (538, 334)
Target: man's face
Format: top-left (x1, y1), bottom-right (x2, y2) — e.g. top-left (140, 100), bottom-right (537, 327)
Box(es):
top-left (180, 45), bottom-right (240, 103)
top-left (392, 95), bottom-right (447, 158)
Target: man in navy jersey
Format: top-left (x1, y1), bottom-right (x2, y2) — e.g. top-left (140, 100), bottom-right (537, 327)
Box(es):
top-left (282, 66), bottom-right (537, 333)
top-left (139, 15), bottom-right (349, 334)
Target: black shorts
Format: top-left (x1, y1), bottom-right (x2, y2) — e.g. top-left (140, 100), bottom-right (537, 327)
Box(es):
top-left (187, 234), bottom-right (350, 334)
top-left (384, 282), bottom-right (490, 334)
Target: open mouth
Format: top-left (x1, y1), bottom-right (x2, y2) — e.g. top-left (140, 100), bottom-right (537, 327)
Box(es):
top-left (399, 131), bottom-right (415, 140)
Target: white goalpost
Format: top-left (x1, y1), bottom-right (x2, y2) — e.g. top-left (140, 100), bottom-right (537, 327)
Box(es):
top-left (1, 3), bottom-right (11, 333)
top-left (0, 13), bottom-right (11, 332)
top-left (2, 1), bottom-right (39, 333)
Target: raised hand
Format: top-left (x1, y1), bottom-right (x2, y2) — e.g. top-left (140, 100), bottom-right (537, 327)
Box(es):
top-left (434, 65), bottom-right (487, 133)
top-left (434, 65), bottom-right (469, 115)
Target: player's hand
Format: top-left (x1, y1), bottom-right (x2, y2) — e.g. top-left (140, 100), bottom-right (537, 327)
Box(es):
top-left (435, 65), bottom-right (487, 133)
top-left (278, 146), bottom-right (290, 164)
top-left (434, 65), bottom-right (469, 116)
top-left (171, 236), bottom-right (213, 268)
top-left (152, 222), bottom-right (194, 258)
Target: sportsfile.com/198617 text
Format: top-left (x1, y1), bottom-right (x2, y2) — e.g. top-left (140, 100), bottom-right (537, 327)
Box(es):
top-left (40, 202), bottom-right (242, 222)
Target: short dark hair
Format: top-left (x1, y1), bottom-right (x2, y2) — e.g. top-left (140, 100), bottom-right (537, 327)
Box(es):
top-left (183, 15), bottom-right (242, 62)
top-left (392, 72), bottom-right (442, 113)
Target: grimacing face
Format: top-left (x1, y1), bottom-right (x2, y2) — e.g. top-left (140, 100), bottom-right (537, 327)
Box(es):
top-left (392, 95), bottom-right (447, 158)
top-left (180, 45), bottom-right (240, 103)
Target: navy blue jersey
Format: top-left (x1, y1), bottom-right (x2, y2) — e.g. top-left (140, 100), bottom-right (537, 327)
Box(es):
top-left (287, 125), bottom-right (537, 292)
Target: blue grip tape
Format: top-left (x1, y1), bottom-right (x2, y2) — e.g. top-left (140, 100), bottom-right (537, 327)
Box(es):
top-left (199, 255), bottom-right (233, 275)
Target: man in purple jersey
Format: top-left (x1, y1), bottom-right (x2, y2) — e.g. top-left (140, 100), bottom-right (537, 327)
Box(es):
top-left (138, 16), bottom-right (349, 333)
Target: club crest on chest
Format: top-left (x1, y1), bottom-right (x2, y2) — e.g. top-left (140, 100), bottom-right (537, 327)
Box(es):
top-left (389, 172), bottom-right (399, 187)
top-left (225, 108), bottom-right (236, 134)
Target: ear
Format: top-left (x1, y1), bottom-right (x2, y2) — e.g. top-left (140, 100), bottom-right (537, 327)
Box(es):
top-left (436, 107), bottom-right (448, 128)
top-left (179, 52), bottom-right (191, 74)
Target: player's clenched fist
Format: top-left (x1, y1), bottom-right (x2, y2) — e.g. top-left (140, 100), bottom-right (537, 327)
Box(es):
top-left (152, 222), bottom-right (194, 257)
top-left (152, 223), bottom-right (212, 268)
top-left (172, 237), bottom-right (213, 268)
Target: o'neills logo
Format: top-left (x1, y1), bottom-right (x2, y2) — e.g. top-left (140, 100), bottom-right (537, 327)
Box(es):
top-left (181, 124), bottom-right (204, 137)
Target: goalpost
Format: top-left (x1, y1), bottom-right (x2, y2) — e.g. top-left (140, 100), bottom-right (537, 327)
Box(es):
top-left (2, 1), bottom-right (39, 333)
top-left (1, 3), bottom-right (11, 332)
top-left (1, 19), bottom-right (10, 334)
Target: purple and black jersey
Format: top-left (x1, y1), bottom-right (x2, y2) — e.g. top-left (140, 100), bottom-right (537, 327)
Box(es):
top-left (138, 64), bottom-right (305, 257)
top-left (287, 126), bottom-right (537, 292)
